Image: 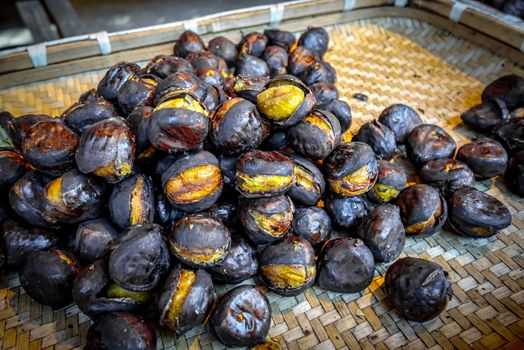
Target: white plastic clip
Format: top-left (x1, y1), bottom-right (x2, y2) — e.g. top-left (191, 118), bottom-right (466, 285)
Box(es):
top-left (270, 3), bottom-right (285, 27)
top-left (449, 2), bottom-right (467, 22)
top-left (91, 31), bottom-right (112, 55)
top-left (184, 19), bottom-right (199, 33)
top-left (394, 0), bottom-right (408, 7)
top-left (27, 43), bottom-right (47, 68)
top-left (343, 0), bottom-right (356, 11)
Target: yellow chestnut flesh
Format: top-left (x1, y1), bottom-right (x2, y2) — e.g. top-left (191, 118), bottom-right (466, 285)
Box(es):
top-left (304, 114), bottom-right (334, 142)
top-left (373, 183), bottom-right (400, 203)
top-left (249, 210), bottom-right (292, 237)
top-left (330, 164), bottom-right (377, 196)
top-left (167, 269), bottom-right (196, 325)
top-left (106, 283), bottom-right (151, 303)
top-left (166, 164), bottom-right (222, 203)
top-left (294, 165), bottom-right (320, 193)
top-left (261, 264), bottom-right (316, 289)
top-left (155, 94), bottom-right (208, 117)
top-left (130, 176), bottom-right (146, 225)
top-left (257, 85), bottom-right (304, 120)
top-left (170, 241), bottom-right (226, 264)
top-left (405, 203), bottom-right (442, 234)
top-left (237, 173), bottom-right (293, 193)
top-left (45, 177), bottom-right (65, 209)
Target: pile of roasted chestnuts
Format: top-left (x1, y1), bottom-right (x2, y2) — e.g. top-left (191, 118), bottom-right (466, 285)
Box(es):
top-left (0, 25), bottom-right (521, 349)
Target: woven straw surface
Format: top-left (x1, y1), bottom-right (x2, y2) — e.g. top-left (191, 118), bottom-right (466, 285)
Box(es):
top-left (1, 17), bottom-right (524, 350)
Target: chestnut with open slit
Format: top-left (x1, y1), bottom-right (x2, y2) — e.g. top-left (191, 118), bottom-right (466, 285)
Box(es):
top-left (419, 158), bottom-right (475, 195)
top-left (288, 153), bottom-right (325, 205)
top-left (61, 98), bottom-right (117, 134)
top-left (456, 138), bottom-right (508, 179)
top-left (367, 160), bottom-right (407, 204)
top-left (96, 61), bottom-right (141, 103)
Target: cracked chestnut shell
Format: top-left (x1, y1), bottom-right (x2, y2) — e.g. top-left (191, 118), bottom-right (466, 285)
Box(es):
top-left (318, 237), bottom-right (375, 293)
top-left (236, 150), bottom-right (294, 198)
top-left (97, 61), bottom-right (141, 103)
top-left (210, 98), bottom-right (269, 155)
top-left (264, 29), bottom-right (296, 51)
top-left (208, 236), bottom-right (258, 283)
top-left (76, 117), bottom-right (135, 183)
top-left (79, 88), bottom-right (97, 103)
top-left (259, 235), bottom-right (316, 296)
top-left (154, 71), bottom-right (203, 104)
top-left (395, 184), bottom-right (447, 237)
top-left (0, 147), bottom-right (28, 190)
top-left (288, 45), bottom-right (317, 77)
top-left (117, 74), bottom-right (158, 116)
top-left (367, 160), bottom-right (407, 204)
top-left (493, 117), bottom-right (524, 155)
top-left (239, 194), bottom-right (294, 245)
top-left (506, 151), bottom-right (524, 196)
top-left (461, 98), bottom-right (510, 132)
top-left (231, 75), bottom-right (269, 103)
top-left (62, 98), bottom-right (118, 134)
top-left (406, 124), bottom-right (456, 167)
top-left (419, 158), bottom-right (474, 195)
top-left (85, 312), bottom-right (156, 350)
top-left (210, 285), bottom-right (271, 347)
top-left (385, 257), bottom-right (452, 322)
top-left (109, 223), bottom-right (170, 291)
top-left (288, 154), bottom-right (325, 205)
top-left (236, 54), bottom-right (270, 77)
top-left (162, 150), bottom-right (223, 212)
top-left (378, 104), bottom-right (422, 144)
top-left (289, 109), bottom-right (341, 160)
top-left (143, 55), bottom-right (193, 78)
top-left (3, 219), bottom-right (57, 268)
top-left (298, 27), bottom-right (329, 58)
top-left (447, 186), bottom-right (511, 237)
top-left (456, 138), bottom-right (508, 178)
top-left (292, 206), bottom-right (331, 247)
top-left (174, 30), bottom-right (205, 58)
top-left (208, 36), bottom-right (238, 66)
top-left (310, 82), bottom-right (338, 106)
top-left (22, 119), bottom-right (79, 175)
top-left (148, 92), bottom-right (209, 153)
top-left (8, 114), bottom-right (53, 148)
top-left (157, 264), bottom-right (214, 336)
top-left (482, 74), bottom-right (524, 110)
top-left (323, 142), bottom-right (378, 196)
top-left (320, 99), bottom-right (352, 132)
top-left (264, 45), bottom-right (288, 77)
top-left (75, 218), bottom-right (119, 263)
top-left (169, 214), bottom-right (231, 268)
top-left (356, 204), bottom-right (405, 262)
top-left (299, 61), bottom-right (336, 86)
top-left (109, 174), bottom-right (154, 229)
top-left (127, 105), bottom-right (156, 161)
top-left (257, 74), bottom-right (315, 127)
top-left (354, 120), bottom-right (397, 160)
top-left (19, 248), bottom-right (79, 309)
top-left (239, 32), bottom-right (268, 58)
top-left (325, 193), bottom-right (373, 229)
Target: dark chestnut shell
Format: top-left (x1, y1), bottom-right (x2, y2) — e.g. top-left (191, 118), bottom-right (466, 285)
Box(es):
top-left (419, 158), bottom-right (475, 195)
top-left (317, 237), bottom-right (375, 293)
top-left (208, 201), bottom-right (239, 228)
top-left (456, 138), bottom-right (508, 179)
top-left (127, 105), bottom-right (155, 158)
top-left (264, 29), bottom-right (296, 51)
top-left (75, 218), bottom-right (119, 263)
top-left (319, 99), bottom-right (352, 132)
top-left (310, 82), bottom-right (339, 106)
top-left (236, 54), bottom-right (270, 77)
top-left (482, 74), bottom-right (524, 110)
top-left (493, 117), bottom-right (524, 155)
top-left (292, 206), bottom-right (331, 247)
top-left (208, 236), bottom-right (258, 283)
top-left (97, 61), bottom-right (141, 103)
top-left (143, 55), bottom-right (193, 78)
top-left (447, 186), bottom-right (511, 237)
top-left (85, 312), bottom-right (156, 350)
top-left (264, 45), bottom-right (288, 77)
top-left (287, 45), bottom-right (317, 77)
top-left (406, 124), bottom-right (456, 167)
top-left (79, 88), bottom-right (97, 103)
top-left (61, 98), bottom-right (118, 134)
top-left (208, 36), bottom-right (238, 66)
top-left (378, 104), bottom-right (422, 144)
top-left (298, 27), bottom-right (329, 58)
top-left (461, 98), bottom-right (510, 132)
top-left (385, 257), bottom-right (452, 322)
top-left (8, 114), bottom-right (54, 148)
top-left (325, 193), bottom-right (374, 229)
top-left (19, 248), bottom-right (78, 309)
top-left (356, 204), bottom-right (405, 262)
top-left (260, 129), bottom-right (290, 151)
top-left (238, 32), bottom-right (268, 58)
top-left (367, 160), bottom-right (407, 204)
top-left (300, 61), bottom-right (336, 86)
top-left (258, 235), bottom-right (316, 296)
top-left (108, 223), bottom-right (170, 291)
top-left (108, 174), bottom-right (154, 229)
top-left (0, 147), bottom-right (28, 190)
top-left (174, 30), bottom-right (205, 58)
top-left (154, 71), bottom-right (203, 104)
top-left (117, 74), bottom-right (158, 116)
top-left (288, 154), bottom-right (325, 205)
top-left (231, 75), bottom-right (269, 103)
top-left (210, 285), bottom-right (271, 347)
top-left (354, 120), bottom-right (397, 160)
top-left (506, 150), bottom-right (524, 196)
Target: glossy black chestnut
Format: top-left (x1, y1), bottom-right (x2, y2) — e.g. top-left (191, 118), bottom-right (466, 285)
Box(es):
top-left (288, 153), bottom-right (325, 205)
top-left (292, 206), bottom-right (331, 247)
top-left (238, 32), bottom-right (268, 58)
top-left (456, 138), bottom-right (508, 178)
top-left (208, 236), bottom-right (258, 283)
top-left (117, 74), bottom-right (158, 116)
top-left (310, 82), bottom-right (338, 106)
top-left (325, 193), bottom-right (373, 229)
top-left (461, 98), bottom-right (510, 132)
top-left (264, 45), bottom-right (288, 77)
top-left (354, 120), bottom-right (397, 160)
top-left (109, 173), bottom-right (154, 229)
top-left (493, 117), bottom-right (524, 155)
top-left (61, 98), bottom-right (118, 134)
top-left (264, 29), bottom-right (296, 51)
top-left (298, 27), bottom-right (329, 58)
top-left (236, 54), bottom-right (270, 77)
top-left (0, 147), bottom-right (28, 190)
top-left (406, 124), bottom-right (456, 167)
top-left (231, 75), bottom-right (269, 103)
top-left (367, 160), bottom-right (407, 204)
top-left (378, 104), bottom-right (422, 144)
top-left (208, 36), bottom-right (238, 66)
top-left (287, 45), bottom-right (317, 77)
top-left (174, 30), bottom-right (206, 58)
top-left (75, 218), bottom-right (119, 263)
top-left (319, 99), bottom-right (352, 132)
top-left (97, 61), bottom-right (141, 103)
top-left (482, 74), bottom-right (524, 110)
top-left (506, 150), bottom-right (524, 196)
top-left (8, 114), bottom-right (53, 148)
top-left (143, 55), bottom-right (193, 78)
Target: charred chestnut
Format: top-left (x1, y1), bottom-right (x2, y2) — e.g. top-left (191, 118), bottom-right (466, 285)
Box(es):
top-left (318, 238), bottom-right (375, 293)
top-left (319, 99), bottom-right (352, 132)
top-left (169, 214), bottom-right (231, 268)
top-left (76, 117), bottom-right (135, 183)
top-left (298, 27), bottom-right (329, 58)
top-left (208, 36), bottom-right (238, 66)
top-left (354, 120), bottom-right (396, 160)
top-left (208, 236), bottom-right (258, 283)
top-left (154, 71), bottom-right (203, 104)
top-left (85, 312), bottom-right (156, 350)
top-left (210, 285), bottom-right (271, 347)
top-left (143, 55), bottom-right (193, 78)
top-left (395, 184), bottom-right (447, 237)
top-left (162, 151), bottom-right (223, 212)
top-left (239, 32), bottom-right (268, 58)
top-left (356, 204), bottom-right (405, 262)
top-left (219, 154), bottom-right (237, 188)
top-left (447, 186), bottom-right (511, 237)
top-left (257, 74), bottom-right (315, 127)
top-left (97, 61), bottom-right (141, 103)
top-left (127, 105), bottom-right (156, 161)
top-left (236, 150), bottom-right (294, 198)
top-left (385, 257), bottom-right (452, 322)
top-left (264, 29), bottom-right (296, 51)
top-left (79, 88), bottom-right (97, 103)
top-left (419, 158), bottom-right (474, 195)
top-left (482, 74), bottom-right (524, 110)
top-left (260, 129), bottom-right (290, 151)
top-left (378, 104), bottom-right (422, 144)
top-left (323, 142), bottom-right (378, 196)
top-left (208, 201), bottom-right (239, 227)
top-left (19, 248), bottom-right (78, 309)
top-left (259, 235), bottom-right (316, 296)
top-left (406, 124), bottom-right (456, 167)
top-left (62, 98), bottom-right (118, 134)
top-left (287, 46), bottom-right (317, 77)
top-left (367, 160), bottom-right (407, 204)
top-left (300, 61), bottom-right (336, 86)
top-left (174, 30), bottom-right (205, 58)
top-left (109, 174), bottom-right (154, 229)
top-left (461, 98), bottom-right (510, 132)
top-left (236, 54), bottom-right (270, 77)
top-left (456, 138), bottom-right (508, 178)
top-left (493, 117), bottom-right (524, 155)
top-left (117, 74), bottom-right (158, 116)
top-left (0, 148), bottom-right (28, 190)
top-left (109, 223), bottom-right (170, 291)
top-left (292, 206), bottom-right (331, 247)
top-left (325, 193), bottom-right (373, 229)
top-left (264, 45), bottom-right (288, 77)
top-left (231, 75), bottom-right (269, 103)
top-left (8, 114), bottom-right (53, 148)
top-left (288, 154), bottom-right (325, 205)
top-left (506, 151), bottom-right (524, 196)
top-left (75, 219), bottom-right (119, 263)
top-left (157, 264), bottom-right (214, 335)
top-left (310, 82), bottom-right (338, 106)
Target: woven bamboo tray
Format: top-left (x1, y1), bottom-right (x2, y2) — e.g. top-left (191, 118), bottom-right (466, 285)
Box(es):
top-left (1, 2), bottom-right (524, 350)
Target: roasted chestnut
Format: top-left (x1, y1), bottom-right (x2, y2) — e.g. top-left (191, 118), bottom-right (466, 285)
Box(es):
top-left (260, 129), bottom-right (290, 151)
top-left (288, 109), bottom-right (341, 160)
top-left (325, 193), bottom-right (373, 229)
top-left (385, 257), bottom-right (452, 322)
top-left (482, 74), bottom-right (524, 110)
top-left (219, 154), bottom-right (238, 188)
top-left (319, 99), bottom-right (352, 132)
top-left (75, 218), bottom-right (119, 263)
top-left (157, 264), bottom-right (214, 335)
top-left (3, 219), bottom-right (57, 268)
top-left (367, 160), bottom-right (407, 204)
top-left (148, 93), bottom-right (209, 153)
top-left (506, 151), bottom-right (524, 196)
top-left (419, 158), bottom-right (474, 195)
top-left (236, 150), bottom-right (295, 198)
top-left (395, 184), bottom-right (447, 237)
top-left (0, 147), bottom-right (28, 190)
top-left (231, 75), bottom-right (269, 103)
top-left (461, 98), bottom-right (510, 132)
top-left (323, 142), bottom-right (378, 196)
top-left (299, 61), bottom-right (336, 86)
top-left (79, 88), bottom-right (97, 103)
top-left (208, 201), bottom-right (239, 227)
top-left (310, 82), bottom-right (338, 105)
top-left (97, 61), bottom-right (141, 103)
top-left (264, 29), bottom-right (296, 51)
top-left (378, 104), bottom-right (422, 143)
top-left (354, 120), bottom-right (396, 160)
top-left (85, 312), bottom-right (156, 350)
top-left (406, 124), bottom-right (456, 167)
top-left (239, 32), bottom-right (268, 58)
top-left (456, 138), bottom-right (508, 178)
top-left (292, 206), bottom-right (331, 247)
top-left (76, 117), bottom-right (135, 183)
top-left (109, 223), bottom-right (170, 291)
top-left (493, 117), bottom-right (524, 154)
top-left (287, 45), bottom-right (317, 77)
top-left (356, 204), bottom-right (405, 262)
top-left (19, 248), bottom-right (78, 309)
top-left (298, 27), bottom-right (329, 58)
top-left (62, 98), bottom-right (118, 134)
top-left (187, 51), bottom-right (227, 78)
top-left (154, 71), bottom-right (203, 104)
top-left (162, 150), bottom-right (223, 212)
top-left (208, 36), bottom-right (238, 66)
top-left (259, 235), bottom-right (316, 296)
top-left (8, 114), bottom-right (53, 148)
top-left (117, 74), bottom-right (158, 116)
top-left (143, 55), bottom-right (193, 78)
top-left (236, 54), bottom-right (270, 77)
top-left (208, 236), bottom-right (258, 283)
top-left (154, 190), bottom-right (186, 230)
top-left (127, 105), bottom-right (156, 160)
top-left (174, 30), bottom-right (205, 58)
top-left (264, 45), bottom-right (288, 77)
top-left (447, 186), bottom-right (511, 237)
top-left (22, 119), bottom-right (78, 175)
top-left (109, 174), bottom-right (154, 229)
top-left (257, 74), bottom-right (315, 127)
top-left (239, 195), bottom-right (294, 245)
top-left (210, 285), bottom-right (271, 347)
top-left (288, 154), bottom-right (325, 205)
